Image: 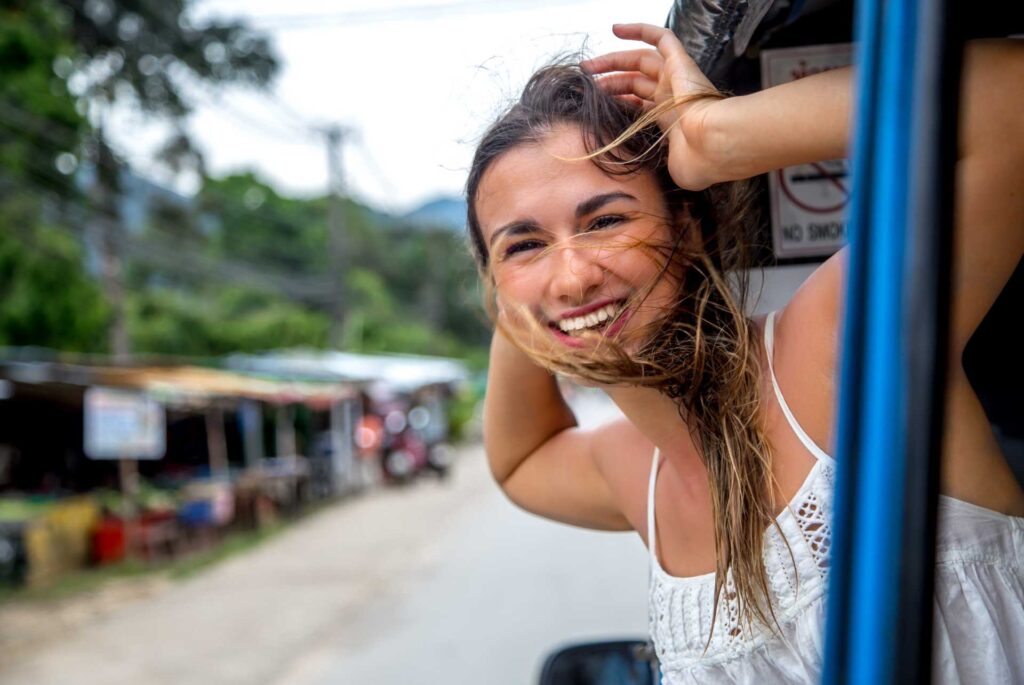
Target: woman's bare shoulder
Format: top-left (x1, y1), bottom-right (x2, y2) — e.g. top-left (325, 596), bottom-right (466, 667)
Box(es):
top-left (772, 248), bottom-right (847, 453)
top-left (781, 247), bottom-right (846, 332)
top-left (589, 416), bottom-right (657, 532)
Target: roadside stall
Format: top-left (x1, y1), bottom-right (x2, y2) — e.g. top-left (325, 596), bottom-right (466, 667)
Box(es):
top-left (0, 355), bottom-right (355, 586)
top-left (87, 365), bottom-right (356, 549)
top-left (227, 351), bottom-right (470, 485)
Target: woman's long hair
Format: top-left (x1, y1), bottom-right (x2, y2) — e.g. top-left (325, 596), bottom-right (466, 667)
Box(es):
top-left (465, 61), bottom-right (781, 640)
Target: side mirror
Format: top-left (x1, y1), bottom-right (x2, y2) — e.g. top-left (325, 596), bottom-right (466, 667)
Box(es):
top-left (537, 639), bottom-right (659, 685)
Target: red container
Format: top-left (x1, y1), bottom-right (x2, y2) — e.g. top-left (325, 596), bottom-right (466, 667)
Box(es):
top-left (92, 517), bottom-right (125, 564)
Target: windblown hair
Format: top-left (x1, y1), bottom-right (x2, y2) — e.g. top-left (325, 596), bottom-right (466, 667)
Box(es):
top-left (465, 61), bottom-right (782, 639)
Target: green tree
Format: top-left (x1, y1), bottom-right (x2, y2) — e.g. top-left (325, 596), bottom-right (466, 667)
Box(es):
top-left (138, 169), bottom-right (489, 360)
top-left (0, 198), bottom-right (109, 351)
top-left (199, 173), bottom-right (329, 275)
top-left (58, 0), bottom-right (279, 355)
top-left (61, 0), bottom-right (277, 169)
top-left (128, 286), bottom-right (330, 357)
top-left (0, 2), bottom-right (109, 352)
top-left (0, 1), bottom-right (83, 193)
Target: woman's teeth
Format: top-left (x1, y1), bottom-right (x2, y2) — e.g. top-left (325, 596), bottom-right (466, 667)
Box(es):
top-left (556, 302), bottom-right (621, 333)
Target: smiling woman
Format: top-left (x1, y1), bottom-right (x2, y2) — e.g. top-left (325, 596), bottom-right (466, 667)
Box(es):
top-left (477, 129), bottom-right (681, 350)
top-left (466, 22), bottom-right (1024, 685)
top-left (465, 56), bottom-right (779, 638)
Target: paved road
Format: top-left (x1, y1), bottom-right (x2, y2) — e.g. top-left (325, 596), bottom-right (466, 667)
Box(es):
top-left (0, 392), bottom-right (649, 685)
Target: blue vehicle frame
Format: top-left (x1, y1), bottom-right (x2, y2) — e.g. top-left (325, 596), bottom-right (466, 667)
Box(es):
top-left (824, 0), bottom-right (962, 683)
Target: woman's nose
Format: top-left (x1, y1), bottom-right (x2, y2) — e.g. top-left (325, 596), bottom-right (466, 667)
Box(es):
top-left (546, 243), bottom-right (605, 304)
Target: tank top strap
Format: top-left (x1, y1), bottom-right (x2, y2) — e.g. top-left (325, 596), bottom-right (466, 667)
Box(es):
top-left (647, 447), bottom-right (661, 563)
top-left (764, 311), bottom-right (836, 465)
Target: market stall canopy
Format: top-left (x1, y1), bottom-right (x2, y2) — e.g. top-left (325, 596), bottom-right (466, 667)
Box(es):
top-left (95, 366), bottom-right (354, 408)
top-left (226, 351), bottom-right (469, 394)
top-left (0, 358), bottom-right (354, 409)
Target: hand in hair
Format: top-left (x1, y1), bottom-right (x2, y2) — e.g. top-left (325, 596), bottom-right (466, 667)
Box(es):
top-left (581, 23), bottom-right (725, 191)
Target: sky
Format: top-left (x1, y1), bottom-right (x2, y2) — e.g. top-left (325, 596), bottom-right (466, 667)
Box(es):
top-left (110, 0), bottom-right (671, 214)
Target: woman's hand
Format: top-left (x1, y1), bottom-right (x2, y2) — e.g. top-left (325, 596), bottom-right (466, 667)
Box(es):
top-left (581, 23), bottom-right (723, 191)
top-left (584, 23), bottom-right (854, 187)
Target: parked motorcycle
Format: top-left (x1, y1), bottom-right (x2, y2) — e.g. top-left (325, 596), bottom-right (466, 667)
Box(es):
top-left (380, 408), bottom-right (428, 484)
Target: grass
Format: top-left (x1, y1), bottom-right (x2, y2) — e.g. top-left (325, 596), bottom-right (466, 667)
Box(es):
top-left (0, 557), bottom-right (155, 605)
top-left (166, 522), bottom-right (286, 580)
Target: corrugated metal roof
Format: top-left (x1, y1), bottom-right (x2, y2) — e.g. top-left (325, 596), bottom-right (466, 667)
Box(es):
top-left (226, 350), bottom-right (469, 392)
top-left (0, 360), bottom-right (355, 407)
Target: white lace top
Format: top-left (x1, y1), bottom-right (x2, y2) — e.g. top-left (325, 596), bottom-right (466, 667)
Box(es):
top-left (646, 311), bottom-right (1024, 684)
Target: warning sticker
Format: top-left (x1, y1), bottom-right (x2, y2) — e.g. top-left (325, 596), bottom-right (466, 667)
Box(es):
top-left (761, 44), bottom-right (853, 259)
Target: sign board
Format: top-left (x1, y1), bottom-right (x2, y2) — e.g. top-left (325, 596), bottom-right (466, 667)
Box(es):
top-left (761, 44), bottom-right (853, 259)
top-left (84, 387), bottom-right (166, 460)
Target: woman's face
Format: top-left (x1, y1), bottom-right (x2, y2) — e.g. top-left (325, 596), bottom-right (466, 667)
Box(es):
top-left (475, 124), bottom-right (682, 350)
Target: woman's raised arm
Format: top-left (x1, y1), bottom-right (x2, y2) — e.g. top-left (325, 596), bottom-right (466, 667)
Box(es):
top-left (582, 22), bottom-right (851, 189)
top-left (588, 26), bottom-right (1024, 348)
top-left (484, 330), bottom-right (634, 531)
top-left (699, 66), bottom-right (851, 185)
top-left (709, 38), bottom-right (1024, 351)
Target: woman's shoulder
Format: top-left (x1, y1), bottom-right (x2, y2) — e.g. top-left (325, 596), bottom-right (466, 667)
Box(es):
top-left (774, 248), bottom-right (845, 368)
top-left (589, 417), bottom-right (658, 533)
top-left (778, 247), bottom-right (846, 334)
top-left (769, 248), bottom-right (847, 457)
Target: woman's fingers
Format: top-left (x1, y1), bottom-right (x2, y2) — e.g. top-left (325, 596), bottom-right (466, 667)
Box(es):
top-left (615, 94), bottom-right (655, 113)
top-left (611, 23), bottom-right (693, 66)
top-left (581, 49), bottom-right (663, 81)
top-left (594, 71), bottom-right (659, 100)
top-left (607, 22), bottom-right (717, 102)
top-left (611, 23), bottom-right (676, 49)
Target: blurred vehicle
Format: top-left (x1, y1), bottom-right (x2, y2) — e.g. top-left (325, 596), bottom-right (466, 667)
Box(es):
top-left (407, 398), bottom-right (454, 479)
top-left (425, 441), bottom-right (454, 479)
top-left (379, 403), bottom-right (428, 483)
top-left (538, 640), bottom-right (658, 685)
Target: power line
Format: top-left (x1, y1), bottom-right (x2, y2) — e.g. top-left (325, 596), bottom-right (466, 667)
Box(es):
top-left (260, 91), bottom-right (319, 136)
top-left (241, 0), bottom-right (594, 30)
top-left (44, 2), bottom-right (320, 147)
top-left (205, 96), bottom-right (311, 141)
top-left (350, 136), bottom-right (402, 211)
top-left (122, 1), bottom-right (323, 141)
top-left (0, 101), bottom-right (81, 148)
top-left (0, 99), bottom-right (183, 175)
top-left (0, 98), bottom-right (336, 255)
top-left (0, 171), bottom-right (337, 303)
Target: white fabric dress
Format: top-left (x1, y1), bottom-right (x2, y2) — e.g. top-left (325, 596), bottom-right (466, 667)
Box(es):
top-left (646, 310), bottom-right (1024, 684)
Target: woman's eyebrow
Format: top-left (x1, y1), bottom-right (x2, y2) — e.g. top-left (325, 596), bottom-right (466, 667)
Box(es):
top-left (487, 192), bottom-right (636, 248)
top-left (575, 191), bottom-right (637, 219)
top-left (488, 220), bottom-right (541, 248)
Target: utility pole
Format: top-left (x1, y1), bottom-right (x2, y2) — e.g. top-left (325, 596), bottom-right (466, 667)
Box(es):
top-left (94, 122), bottom-right (131, 362)
top-left (422, 231), bottom-right (444, 330)
top-left (324, 125), bottom-right (351, 348)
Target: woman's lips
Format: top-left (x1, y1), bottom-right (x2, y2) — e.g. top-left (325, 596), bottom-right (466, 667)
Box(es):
top-left (556, 297), bottom-right (624, 321)
top-left (548, 305), bottom-right (632, 348)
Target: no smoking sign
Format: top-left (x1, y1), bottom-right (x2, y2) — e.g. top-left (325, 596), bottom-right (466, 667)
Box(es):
top-left (761, 44), bottom-right (853, 259)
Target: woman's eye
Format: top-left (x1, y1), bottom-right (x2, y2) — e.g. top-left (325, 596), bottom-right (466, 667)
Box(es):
top-left (504, 240), bottom-right (544, 258)
top-left (588, 214), bottom-right (626, 231)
